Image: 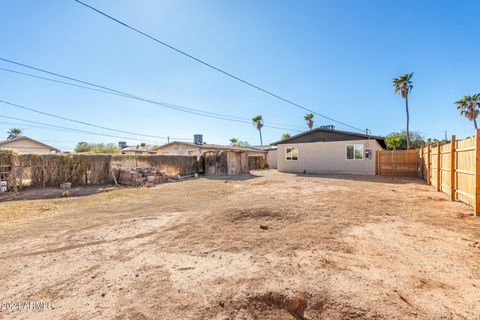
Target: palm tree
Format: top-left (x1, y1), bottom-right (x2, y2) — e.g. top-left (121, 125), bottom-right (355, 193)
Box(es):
top-left (252, 115), bottom-right (264, 146)
top-left (456, 94), bottom-right (480, 129)
top-left (304, 113), bottom-right (314, 130)
top-left (393, 73), bottom-right (414, 149)
top-left (229, 137), bottom-right (239, 146)
top-left (7, 128), bottom-right (22, 140)
top-left (281, 133), bottom-right (291, 140)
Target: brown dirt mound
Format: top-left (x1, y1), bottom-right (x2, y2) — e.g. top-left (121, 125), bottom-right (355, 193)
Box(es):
top-left (215, 291), bottom-right (384, 320)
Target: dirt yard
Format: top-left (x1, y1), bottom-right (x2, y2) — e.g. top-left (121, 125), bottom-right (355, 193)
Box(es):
top-left (1, 170), bottom-right (480, 320)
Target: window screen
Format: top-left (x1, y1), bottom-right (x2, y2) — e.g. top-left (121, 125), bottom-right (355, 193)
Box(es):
top-left (346, 144), bottom-right (363, 160)
top-left (285, 147), bottom-right (298, 160)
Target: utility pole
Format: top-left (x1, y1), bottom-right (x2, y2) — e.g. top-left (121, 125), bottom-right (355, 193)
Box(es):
top-left (167, 136), bottom-right (169, 143)
top-left (444, 130), bottom-right (447, 142)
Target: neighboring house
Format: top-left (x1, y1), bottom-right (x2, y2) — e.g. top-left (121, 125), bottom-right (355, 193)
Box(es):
top-left (0, 136), bottom-right (60, 154)
top-left (121, 147), bottom-right (157, 155)
top-left (154, 141), bottom-right (267, 158)
top-left (271, 128), bottom-right (386, 175)
top-left (154, 141), bottom-right (202, 156)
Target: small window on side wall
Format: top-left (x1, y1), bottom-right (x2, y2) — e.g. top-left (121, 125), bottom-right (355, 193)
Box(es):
top-left (346, 144), bottom-right (363, 160)
top-left (285, 147), bottom-right (298, 160)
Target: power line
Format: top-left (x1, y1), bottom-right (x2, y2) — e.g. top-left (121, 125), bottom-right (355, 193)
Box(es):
top-left (0, 117), bottom-right (161, 143)
top-left (0, 66), bottom-right (253, 124)
top-left (0, 67), bottom-right (126, 97)
top-left (0, 60), bottom-right (304, 132)
top-left (72, 0), bottom-right (367, 133)
top-left (0, 99), bottom-right (189, 141)
top-left (0, 115), bottom-right (162, 143)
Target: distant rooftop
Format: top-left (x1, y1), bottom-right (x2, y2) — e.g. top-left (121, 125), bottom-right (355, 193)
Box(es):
top-left (0, 136), bottom-right (60, 152)
top-left (154, 141), bottom-right (267, 153)
top-left (121, 146), bottom-right (156, 154)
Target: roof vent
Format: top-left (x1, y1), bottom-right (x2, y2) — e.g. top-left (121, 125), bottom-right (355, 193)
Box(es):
top-left (319, 125), bottom-right (335, 130)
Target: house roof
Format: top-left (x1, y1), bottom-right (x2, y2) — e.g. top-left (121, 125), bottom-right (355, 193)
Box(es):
top-left (152, 141), bottom-right (200, 151)
top-left (154, 141), bottom-right (268, 153)
top-left (121, 147), bottom-right (156, 153)
top-left (0, 136), bottom-right (60, 152)
top-left (251, 145), bottom-right (277, 151)
top-left (271, 128), bottom-right (386, 148)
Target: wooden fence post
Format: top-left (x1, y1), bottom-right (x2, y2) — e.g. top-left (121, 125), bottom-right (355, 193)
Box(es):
top-left (451, 135), bottom-right (456, 201)
top-left (420, 146), bottom-right (424, 179)
top-left (18, 165), bottom-right (22, 191)
top-left (391, 150), bottom-right (394, 178)
top-left (437, 141), bottom-right (441, 192)
top-left (427, 144), bottom-right (431, 185)
top-left (475, 129), bottom-right (480, 216)
top-left (109, 160), bottom-right (118, 186)
top-left (12, 165), bottom-right (17, 193)
top-left (375, 150), bottom-right (379, 175)
top-left (42, 158), bottom-right (46, 189)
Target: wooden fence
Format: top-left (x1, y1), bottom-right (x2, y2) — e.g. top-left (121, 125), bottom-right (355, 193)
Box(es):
top-left (376, 130), bottom-right (480, 216)
top-left (376, 150), bottom-right (419, 176)
top-left (419, 135), bottom-right (478, 212)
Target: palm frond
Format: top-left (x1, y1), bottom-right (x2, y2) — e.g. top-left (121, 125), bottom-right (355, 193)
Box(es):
top-left (393, 73), bottom-right (414, 97)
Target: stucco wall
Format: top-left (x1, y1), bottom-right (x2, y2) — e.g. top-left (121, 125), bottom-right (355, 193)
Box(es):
top-left (276, 139), bottom-right (383, 175)
top-left (0, 139), bottom-right (54, 154)
top-left (267, 149), bottom-right (277, 169)
top-left (155, 144), bottom-right (201, 156)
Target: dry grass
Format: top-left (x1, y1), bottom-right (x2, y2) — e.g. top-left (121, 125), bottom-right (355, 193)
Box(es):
top-left (1, 170), bottom-right (480, 319)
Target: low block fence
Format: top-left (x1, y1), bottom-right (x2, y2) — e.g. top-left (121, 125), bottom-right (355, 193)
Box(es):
top-left (376, 129), bottom-right (480, 216)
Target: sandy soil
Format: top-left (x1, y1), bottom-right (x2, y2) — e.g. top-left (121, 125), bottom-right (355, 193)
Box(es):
top-left (1, 170), bottom-right (479, 320)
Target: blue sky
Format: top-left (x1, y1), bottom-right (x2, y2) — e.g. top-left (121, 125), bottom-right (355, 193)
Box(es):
top-left (1, 0), bottom-right (479, 151)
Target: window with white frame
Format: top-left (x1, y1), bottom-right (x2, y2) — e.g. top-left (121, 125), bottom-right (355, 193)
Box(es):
top-left (346, 144), bottom-right (363, 160)
top-left (285, 147), bottom-right (298, 160)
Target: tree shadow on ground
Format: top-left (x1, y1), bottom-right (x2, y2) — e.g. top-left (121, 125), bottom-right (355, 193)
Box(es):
top-left (201, 173), bottom-right (262, 181)
top-left (0, 173), bottom-right (262, 203)
top-left (294, 173), bottom-right (425, 185)
top-left (0, 185), bottom-right (122, 202)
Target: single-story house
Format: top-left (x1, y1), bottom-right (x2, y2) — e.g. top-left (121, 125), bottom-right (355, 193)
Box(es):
top-left (121, 147), bottom-right (157, 155)
top-left (154, 141), bottom-right (268, 159)
top-left (271, 128), bottom-right (386, 175)
top-left (0, 136), bottom-right (60, 154)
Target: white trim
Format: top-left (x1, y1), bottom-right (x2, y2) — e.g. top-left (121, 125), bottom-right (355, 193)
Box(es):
top-left (345, 144), bottom-right (364, 160)
top-left (285, 147), bottom-right (299, 161)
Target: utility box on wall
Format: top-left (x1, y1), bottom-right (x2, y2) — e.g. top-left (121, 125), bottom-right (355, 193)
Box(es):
top-left (365, 149), bottom-right (373, 159)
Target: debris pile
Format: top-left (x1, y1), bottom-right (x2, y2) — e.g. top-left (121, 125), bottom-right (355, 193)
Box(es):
top-left (60, 182), bottom-right (72, 189)
top-left (118, 167), bottom-right (167, 187)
